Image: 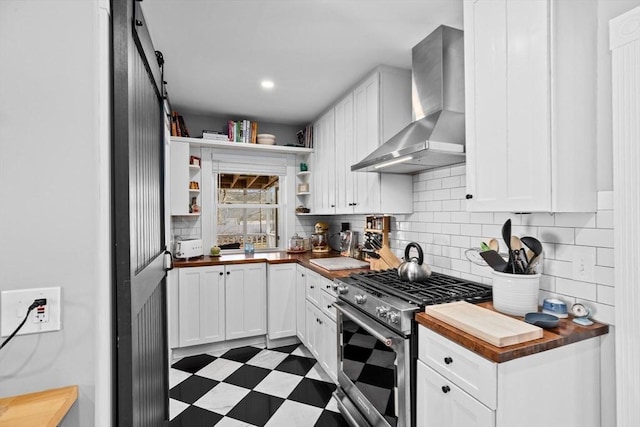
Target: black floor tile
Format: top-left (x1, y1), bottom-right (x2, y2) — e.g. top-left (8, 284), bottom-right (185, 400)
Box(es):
top-left (314, 410), bottom-right (350, 427)
top-left (221, 346), bottom-right (263, 363)
top-left (223, 364), bottom-right (271, 389)
top-left (271, 343), bottom-right (300, 354)
top-left (225, 390), bottom-right (285, 427)
top-left (171, 354), bottom-right (216, 373)
top-left (287, 377), bottom-right (336, 408)
top-left (170, 404), bottom-right (223, 427)
top-left (169, 375), bottom-right (218, 404)
top-left (275, 354), bottom-right (316, 376)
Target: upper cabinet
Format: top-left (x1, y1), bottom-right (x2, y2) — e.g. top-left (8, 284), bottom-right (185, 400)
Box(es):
top-left (311, 67), bottom-right (414, 215)
top-left (170, 141), bottom-right (201, 216)
top-left (464, 0), bottom-right (597, 212)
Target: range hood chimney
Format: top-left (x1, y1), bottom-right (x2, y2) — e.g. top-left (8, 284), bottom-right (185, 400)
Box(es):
top-left (352, 25), bottom-right (465, 174)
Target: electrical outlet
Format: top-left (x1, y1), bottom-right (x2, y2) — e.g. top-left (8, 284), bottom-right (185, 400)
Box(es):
top-left (1, 287), bottom-right (61, 337)
top-left (572, 247), bottom-right (596, 283)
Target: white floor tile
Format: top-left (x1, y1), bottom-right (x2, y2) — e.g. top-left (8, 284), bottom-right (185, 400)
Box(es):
top-left (246, 349), bottom-right (289, 370)
top-left (215, 417), bottom-right (258, 427)
top-left (253, 370), bottom-right (304, 398)
top-left (169, 368), bottom-right (191, 388)
top-left (325, 395), bottom-right (339, 413)
top-left (264, 400), bottom-right (323, 427)
top-left (305, 362), bottom-right (332, 383)
top-left (291, 345), bottom-right (314, 358)
top-left (169, 398), bottom-right (189, 420)
top-left (196, 357), bottom-right (243, 381)
top-left (194, 382), bottom-right (251, 415)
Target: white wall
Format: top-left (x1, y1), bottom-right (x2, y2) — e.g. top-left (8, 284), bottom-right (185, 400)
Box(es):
top-left (0, 1), bottom-right (110, 426)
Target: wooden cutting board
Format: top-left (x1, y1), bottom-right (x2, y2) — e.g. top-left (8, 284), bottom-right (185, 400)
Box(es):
top-left (424, 301), bottom-right (543, 347)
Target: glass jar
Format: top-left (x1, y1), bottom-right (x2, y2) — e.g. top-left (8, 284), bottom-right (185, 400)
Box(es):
top-left (288, 233), bottom-right (305, 252)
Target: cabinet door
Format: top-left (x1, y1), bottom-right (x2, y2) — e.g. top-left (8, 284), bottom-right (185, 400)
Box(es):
top-left (320, 312), bottom-right (338, 383)
top-left (353, 72), bottom-right (381, 213)
top-left (464, 0), bottom-right (551, 212)
top-left (312, 109), bottom-right (336, 214)
top-left (267, 263), bottom-right (297, 340)
top-left (178, 266), bottom-right (225, 347)
top-left (334, 93), bottom-right (356, 214)
top-left (225, 263), bottom-right (267, 340)
top-left (296, 265), bottom-right (307, 345)
top-left (305, 301), bottom-right (320, 359)
top-left (417, 360), bottom-right (495, 427)
top-left (305, 269), bottom-right (322, 308)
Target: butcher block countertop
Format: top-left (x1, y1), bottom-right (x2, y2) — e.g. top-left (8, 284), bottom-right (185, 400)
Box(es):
top-left (173, 250), bottom-right (370, 280)
top-left (0, 385), bottom-right (78, 427)
top-left (416, 301), bottom-right (609, 363)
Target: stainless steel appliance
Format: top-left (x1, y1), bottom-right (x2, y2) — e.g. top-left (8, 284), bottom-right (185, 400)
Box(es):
top-left (311, 222), bottom-right (330, 253)
top-left (332, 269), bottom-right (492, 427)
top-left (351, 25), bottom-right (466, 174)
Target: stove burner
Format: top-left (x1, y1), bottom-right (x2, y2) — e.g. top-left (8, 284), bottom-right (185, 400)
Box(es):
top-left (349, 269), bottom-right (492, 307)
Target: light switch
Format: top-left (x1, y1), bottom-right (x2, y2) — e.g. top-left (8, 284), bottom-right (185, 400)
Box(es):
top-left (571, 247), bottom-right (596, 283)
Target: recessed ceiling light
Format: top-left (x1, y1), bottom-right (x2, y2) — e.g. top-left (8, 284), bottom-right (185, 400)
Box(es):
top-left (261, 80), bottom-right (274, 89)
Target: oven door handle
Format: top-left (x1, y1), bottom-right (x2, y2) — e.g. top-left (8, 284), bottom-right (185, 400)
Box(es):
top-left (334, 302), bottom-right (398, 347)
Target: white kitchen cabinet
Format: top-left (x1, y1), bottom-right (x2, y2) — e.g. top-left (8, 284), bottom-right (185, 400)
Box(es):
top-left (417, 360), bottom-right (495, 427)
top-left (305, 269), bottom-right (323, 308)
top-left (417, 326), bottom-right (601, 427)
top-left (311, 67), bottom-right (413, 215)
top-left (463, 0), bottom-right (597, 213)
top-left (267, 263), bottom-right (297, 340)
top-left (305, 271), bottom-right (338, 383)
top-left (225, 263), bottom-right (267, 340)
top-left (170, 141), bottom-right (201, 216)
top-left (296, 264), bottom-right (307, 345)
top-left (177, 266), bottom-right (225, 347)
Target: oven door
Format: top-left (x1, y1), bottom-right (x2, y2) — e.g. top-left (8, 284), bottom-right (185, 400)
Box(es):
top-left (334, 301), bottom-right (411, 427)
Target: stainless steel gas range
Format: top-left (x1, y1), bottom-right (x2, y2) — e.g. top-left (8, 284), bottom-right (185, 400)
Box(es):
top-left (332, 269), bottom-right (492, 427)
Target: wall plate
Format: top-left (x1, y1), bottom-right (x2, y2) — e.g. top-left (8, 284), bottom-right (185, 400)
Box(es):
top-left (1, 287), bottom-right (61, 337)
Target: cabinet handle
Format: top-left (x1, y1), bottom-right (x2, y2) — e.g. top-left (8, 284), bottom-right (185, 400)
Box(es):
top-left (444, 357), bottom-right (453, 365)
top-left (327, 305), bottom-right (332, 309)
top-left (441, 385), bottom-right (451, 394)
top-left (227, 271), bottom-right (230, 275)
top-left (326, 284), bottom-right (331, 289)
top-left (310, 285), bottom-right (314, 289)
top-left (331, 204), bottom-right (335, 208)
top-left (465, 194), bottom-right (473, 199)
top-left (219, 272), bottom-right (223, 276)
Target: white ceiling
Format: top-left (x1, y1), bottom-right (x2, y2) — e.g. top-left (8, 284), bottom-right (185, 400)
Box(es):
top-left (141, 0), bottom-right (462, 126)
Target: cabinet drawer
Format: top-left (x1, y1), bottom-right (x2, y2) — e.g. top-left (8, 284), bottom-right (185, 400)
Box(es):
top-left (320, 289), bottom-right (337, 322)
top-left (319, 276), bottom-right (338, 298)
top-left (419, 326), bottom-right (497, 409)
top-left (305, 270), bottom-right (322, 307)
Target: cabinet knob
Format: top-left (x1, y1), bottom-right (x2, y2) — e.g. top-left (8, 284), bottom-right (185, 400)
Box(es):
top-left (444, 356), bottom-right (453, 365)
top-left (301, 274), bottom-right (305, 277)
top-left (326, 284), bottom-right (331, 289)
top-left (441, 385), bottom-right (451, 394)
top-left (227, 271), bottom-right (230, 275)
top-left (219, 272), bottom-right (223, 276)
top-left (327, 305), bottom-right (332, 309)
top-left (135, 19), bottom-right (143, 27)
top-left (331, 204), bottom-right (335, 208)
top-left (310, 285), bottom-right (315, 289)
top-left (465, 194), bottom-right (473, 199)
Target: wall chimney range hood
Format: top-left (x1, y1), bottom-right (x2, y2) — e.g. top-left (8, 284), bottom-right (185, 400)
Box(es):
top-left (352, 25), bottom-right (465, 174)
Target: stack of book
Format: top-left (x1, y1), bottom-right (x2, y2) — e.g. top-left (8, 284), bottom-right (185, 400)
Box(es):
top-left (171, 111), bottom-right (190, 137)
top-left (228, 119), bottom-right (258, 143)
top-left (202, 130), bottom-right (229, 141)
top-left (297, 125), bottom-right (313, 148)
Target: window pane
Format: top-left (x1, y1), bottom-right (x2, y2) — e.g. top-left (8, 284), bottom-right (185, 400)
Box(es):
top-left (217, 207), bottom-right (278, 249)
top-left (218, 175), bottom-right (278, 205)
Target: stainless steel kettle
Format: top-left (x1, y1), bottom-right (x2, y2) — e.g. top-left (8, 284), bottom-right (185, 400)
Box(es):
top-left (397, 242), bottom-right (432, 282)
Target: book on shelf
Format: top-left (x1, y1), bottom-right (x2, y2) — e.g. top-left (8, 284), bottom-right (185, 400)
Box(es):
top-left (202, 130), bottom-right (229, 141)
top-left (297, 124), bottom-right (313, 148)
top-left (226, 119), bottom-right (258, 143)
top-left (171, 111), bottom-right (190, 137)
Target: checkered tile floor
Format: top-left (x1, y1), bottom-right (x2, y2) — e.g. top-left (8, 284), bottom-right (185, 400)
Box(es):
top-left (169, 343), bottom-right (349, 427)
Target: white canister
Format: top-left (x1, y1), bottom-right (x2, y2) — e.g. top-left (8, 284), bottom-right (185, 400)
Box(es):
top-left (491, 271), bottom-right (541, 316)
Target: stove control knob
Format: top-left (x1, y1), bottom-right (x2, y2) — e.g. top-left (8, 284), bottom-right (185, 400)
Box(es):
top-left (376, 306), bottom-right (390, 318)
top-left (354, 294), bottom-right (367, 304)
top-left (387, 312), bottom-right (400, 324)
top-left (337, 285), bottom-right (349, 295)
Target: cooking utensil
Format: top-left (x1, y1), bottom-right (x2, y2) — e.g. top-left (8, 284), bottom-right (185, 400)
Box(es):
top-left (524, 312), bottom-right (559, 329)
top-left (521, 236), bottom-right (543, 274)
top-left (479, 250), bottom-right (508, 272)
top-left (488, 238), bottom-right (499, 252)
top-left (397, 242), bottom-right (432, 282)
top-left (510, 236), bottom-right (527, 274)
top-left (502, 219), bottom-right (515, 273)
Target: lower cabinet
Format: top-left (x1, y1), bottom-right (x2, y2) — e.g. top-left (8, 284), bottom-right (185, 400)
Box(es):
top-left (304, 271), bottom-right (338, 383)
top-left (175, 263), bottom-right (267, 347)
top-left (225, 263), bottom-right (267, 340)
top-left (178, 266), bottom-right (226, 347)
top-left (267, 263), bottom-right (297, 340)
top-left (417, 326), bottom-right (601, 427)
top-left (296, 264), bottom-right (307, 345)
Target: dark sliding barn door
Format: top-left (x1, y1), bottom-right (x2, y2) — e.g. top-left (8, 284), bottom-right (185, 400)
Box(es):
top-left (112, 0), bottom-right (169, 425)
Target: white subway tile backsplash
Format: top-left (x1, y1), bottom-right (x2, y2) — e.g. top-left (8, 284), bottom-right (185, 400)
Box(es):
top-left (433, 189), bottom-right (452, 201)
top-left (433, 168), bottom-right (451, 179)
top-left (426, 179), bottom-right (442, 190)
top-left (598, 285), bottom-right (615, 305)
top-left (554, 244), bottom-right (576, 262)
top-left (544, 259), bottom-right (573, 279)
top-left (432, 255), bottom-right (452, 269)
top-left (442, 223), bottom-right (461, 235)
top-left (450, 164), bottom-right (466, 176)
top-left (433, 212), bottom-right (451, 223)
top-left (597, 248), bottom-right (614, 267)
top-left (554, 213), bottom-right (597, 228)
top-left (521, 213), bottom-right (556, 227)
top-left (594, 266), bottom-right (615, 287)
top-left (469, 212), bottom-right (494, 224)
top-left (583, 300), bottom-right (614, 325)
top-left (450, 187), bottom-right (467, 200)
top-left (442, 199), bottom-right (461, 212)
top-left (450, 235), bottom-right (471, 249)
top-left (575, 228), bottom-right (614, 248)
top-left (450, 211), bottom-right (470, 223)
top-left (450, 258), bottom-right (471, 273)
top-left (539, 227), bottom-right (575, 244)
top-left (539, 275), bottom-right (556, 293)
top-left (425, 200), bottom-right (443, 212)
top-left (460, 223), bottom-right (482, 237)
top-left (556, 277), bottom-right (597, 301)
top-left (596, 210), bottom-right (613, 229)
top-left (442, 176), bottom-right (461, 189)
top-left (433, 234), bottom-right (451, 246)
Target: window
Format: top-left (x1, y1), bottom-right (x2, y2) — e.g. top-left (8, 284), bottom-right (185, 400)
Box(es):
top-left (216, 174), bottom-right (279, 250)
top-left (211, 153), bottom-right (287, 252)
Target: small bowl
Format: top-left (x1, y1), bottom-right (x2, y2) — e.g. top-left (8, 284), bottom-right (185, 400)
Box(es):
top-left (257, 138), bottom-right (276, 145)
top-left (524, 312), bottom-right (559, 329)
top-left (257, 134), bottom-right (275, 139)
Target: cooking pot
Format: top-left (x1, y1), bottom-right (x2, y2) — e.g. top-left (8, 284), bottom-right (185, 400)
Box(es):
top-left (397, 242), bottom-right (432, 282)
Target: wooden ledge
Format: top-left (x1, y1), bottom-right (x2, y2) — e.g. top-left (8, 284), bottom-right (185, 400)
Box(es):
top-left (0, 385), bottom-right (78, 427)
